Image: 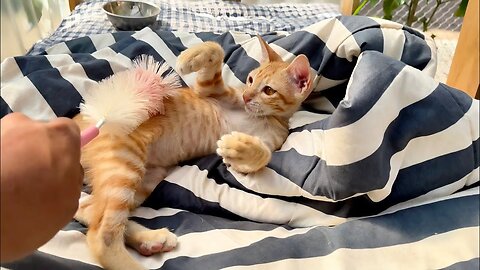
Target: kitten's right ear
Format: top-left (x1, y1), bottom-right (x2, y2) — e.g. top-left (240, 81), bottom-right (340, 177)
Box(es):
top-left (286, 54), bottom-right (312, 97)
top-left (257, 35), bottom-right (282, 63)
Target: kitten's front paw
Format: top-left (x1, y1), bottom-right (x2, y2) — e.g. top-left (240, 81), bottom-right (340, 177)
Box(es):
top-left (216, 132), bottom-right (271, 174)
top-left (176, 42), bottom-right (224, 75)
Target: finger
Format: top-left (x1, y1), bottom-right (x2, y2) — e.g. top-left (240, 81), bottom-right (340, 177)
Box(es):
top-left (48, 117), bottom-right (81, 137)
top-left (67, 164), bottom-right (84, 192)
top-left (63, 196), bottom-right (80, 225)
top-left (0, 113), bottom-right (35, 129)
top-left (2, 114), bottom-right (50, 145)
top-left (1, 112), bottom-right (32, 121)
top-left (47, 117), bottom-right (81, 153)
top-left (67, 165), bottom-right (84, 215)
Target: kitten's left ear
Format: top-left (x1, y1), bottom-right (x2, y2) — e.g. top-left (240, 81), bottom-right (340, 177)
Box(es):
top-left (257, 35), bottom-right (283, 63)
top-left (286, 54), bottom-right (312, 96)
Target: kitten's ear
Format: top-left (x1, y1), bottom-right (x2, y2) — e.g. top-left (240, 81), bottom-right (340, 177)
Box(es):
top-left (286, 54), bottom-right (312, 95)
top-left (257, 35), bottom-right (282, 63)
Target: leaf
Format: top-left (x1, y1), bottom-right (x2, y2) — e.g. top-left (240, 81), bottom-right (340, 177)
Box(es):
top-left (454, 0), bottom-right (468, 17)
top-left (353, 0), bottom-right (370, 15)
top-left (383, 0), bottom-right (405, 20)
top-left (24, 0), bottom-right (43, 28)
top-left (0, 0), bottom-right (43, 27)
top-left (1, 0), bottom-right (24, 14)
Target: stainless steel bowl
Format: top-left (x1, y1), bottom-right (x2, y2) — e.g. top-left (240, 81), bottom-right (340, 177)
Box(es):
top-left (103, 1), bottom-right (160, 31)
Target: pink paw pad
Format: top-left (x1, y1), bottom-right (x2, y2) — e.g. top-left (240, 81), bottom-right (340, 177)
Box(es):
top-left (138, 243), bottom-right (164, 256)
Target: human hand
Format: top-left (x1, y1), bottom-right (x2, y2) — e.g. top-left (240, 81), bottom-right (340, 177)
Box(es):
top-left (0, 113), bottom-right (84, 262)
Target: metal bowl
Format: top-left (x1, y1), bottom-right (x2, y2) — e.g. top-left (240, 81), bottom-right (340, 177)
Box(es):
top-left (103, 1), bottom-right (160, 31)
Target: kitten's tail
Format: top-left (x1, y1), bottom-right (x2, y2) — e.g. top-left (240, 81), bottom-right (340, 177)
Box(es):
top-left (79, 55), bottom-right (181, 135)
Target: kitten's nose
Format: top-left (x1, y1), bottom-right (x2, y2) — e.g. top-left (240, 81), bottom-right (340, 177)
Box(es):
top-left (243, 94), bottom-right (251, 104)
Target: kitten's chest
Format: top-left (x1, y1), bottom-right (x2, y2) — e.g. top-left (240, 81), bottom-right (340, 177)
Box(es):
top-left (222, 108), bottom-right (249, 131)
top-left (221, 107), bottom-right (270, 138)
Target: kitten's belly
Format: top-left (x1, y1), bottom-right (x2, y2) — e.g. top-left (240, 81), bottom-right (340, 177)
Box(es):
top-left (146, 130), bottom-right (218, 167)
top-left (145, 98), bottom-right (224, 167)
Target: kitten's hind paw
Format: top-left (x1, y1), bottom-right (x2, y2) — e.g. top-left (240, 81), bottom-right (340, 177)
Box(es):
top-left (128, 228), bottom-right (177, 256)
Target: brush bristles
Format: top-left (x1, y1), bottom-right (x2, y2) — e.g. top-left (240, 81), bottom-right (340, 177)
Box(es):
top-left (132, 55), bottom-right (182, 90)
top-left (80, 70), bottom-right (150, 135)
top-left (80, 55), bottom-right (182, 135)
top-left (132, 55), bottom-right (182, 115)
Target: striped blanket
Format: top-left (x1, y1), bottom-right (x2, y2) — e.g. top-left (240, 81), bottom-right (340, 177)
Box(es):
top-left (27, 0), bottom-right (341, 55)
top-left (1, 16), bottom-right (479, 270)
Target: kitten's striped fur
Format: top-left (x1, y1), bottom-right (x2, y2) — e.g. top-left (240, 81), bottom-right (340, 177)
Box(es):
top-left (75, 37), bottom-right (313, 270)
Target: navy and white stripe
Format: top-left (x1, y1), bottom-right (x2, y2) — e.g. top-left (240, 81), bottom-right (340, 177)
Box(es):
top-left (1, 15), bottom-right (478, 270)
top-left (27, 0), bottom-right (341, 55)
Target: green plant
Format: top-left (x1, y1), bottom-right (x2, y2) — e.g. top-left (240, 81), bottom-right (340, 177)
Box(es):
top-left (2, 0), bottom-right (44, 29)
top-left (353, 0), bottom-right (469, 31)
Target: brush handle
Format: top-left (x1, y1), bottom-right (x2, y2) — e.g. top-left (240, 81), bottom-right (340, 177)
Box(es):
top-left (80, 119), bottom-right (105, 147)
top-left (80, 126), bottom-right (100, 147)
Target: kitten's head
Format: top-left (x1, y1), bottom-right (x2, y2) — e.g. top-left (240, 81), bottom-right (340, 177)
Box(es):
top-left (243, 36), bottom-right (313, 118)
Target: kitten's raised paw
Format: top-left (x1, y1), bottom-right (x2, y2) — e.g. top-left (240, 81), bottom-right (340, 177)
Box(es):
top-left (129, 228), bottom-right (177, 256)
top-left (176, 41), bottom-right (224, 75)
top-left (216, 131), bottom-right (271, 174)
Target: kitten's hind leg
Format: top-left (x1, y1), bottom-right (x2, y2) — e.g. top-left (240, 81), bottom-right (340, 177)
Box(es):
top-left (74, 193), bottom-right (177, 257)
top-left (217, 131), bottom-right (272, 174)
top-left (125, 166), bottom-right (178, 256)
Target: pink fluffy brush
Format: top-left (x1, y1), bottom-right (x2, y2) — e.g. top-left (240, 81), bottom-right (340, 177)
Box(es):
top-left (80, 55), bottom-right (181, 147)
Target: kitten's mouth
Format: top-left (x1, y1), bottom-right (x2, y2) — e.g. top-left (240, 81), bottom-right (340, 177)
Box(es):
top-left (245, 103), bottom-right (265, 116)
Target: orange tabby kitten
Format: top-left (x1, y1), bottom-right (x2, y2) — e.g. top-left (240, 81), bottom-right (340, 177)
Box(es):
top-left (74, 37), bottom-right (313, 270)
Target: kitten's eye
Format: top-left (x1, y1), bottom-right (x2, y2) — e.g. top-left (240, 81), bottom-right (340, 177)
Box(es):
top-left (262, 86), bottom-right (276, 96)
top-left (247, 76), bottom-right (253, 84)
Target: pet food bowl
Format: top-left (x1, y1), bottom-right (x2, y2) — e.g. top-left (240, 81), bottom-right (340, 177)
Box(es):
top-left (103, 1), bottom-right (160, 31)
